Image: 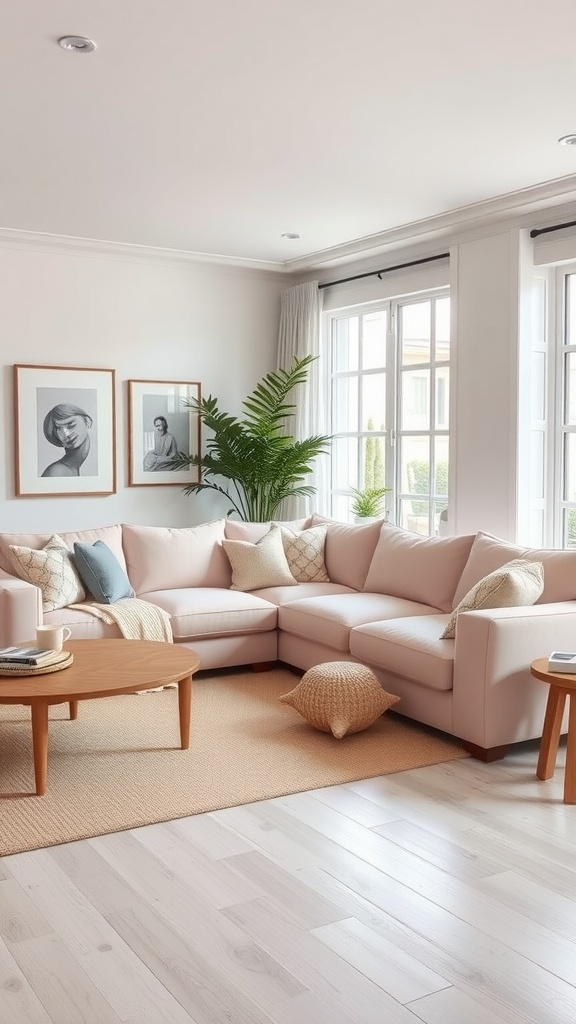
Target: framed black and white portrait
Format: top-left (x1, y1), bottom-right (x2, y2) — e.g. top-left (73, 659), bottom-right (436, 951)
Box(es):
top-left (128, 379), bottom-right (201, 487)
top-left (14, 364), bottom-right (116, 497)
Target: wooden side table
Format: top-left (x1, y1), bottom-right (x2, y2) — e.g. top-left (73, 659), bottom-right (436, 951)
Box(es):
top-left (530, 657), bottom-right (576, 803)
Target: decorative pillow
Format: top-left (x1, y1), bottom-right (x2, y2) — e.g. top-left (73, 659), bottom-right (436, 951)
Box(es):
top-left (309, 515), bottom-right (383, 590)
top-left (279, 661), bottom-right (400, 738)
top-left (222, 525), bottom-right (298, 591)
top-left (9, 534), bottom-right (86, 612)
top-left (440, 558), bottom-right (544, 639)
top-left (73, 540), bottom-right (134, 604)
top-left (278, 524), bottom-right (329, 583)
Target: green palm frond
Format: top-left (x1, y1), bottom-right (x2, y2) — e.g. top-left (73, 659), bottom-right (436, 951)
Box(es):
top-left (172, 355), bottom-right (331, 521)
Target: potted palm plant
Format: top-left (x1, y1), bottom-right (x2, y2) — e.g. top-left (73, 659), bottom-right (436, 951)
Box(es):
top-left (349, 486), bottom-right (389, 522)
top-left (170, 355), bottom-right (331, 521)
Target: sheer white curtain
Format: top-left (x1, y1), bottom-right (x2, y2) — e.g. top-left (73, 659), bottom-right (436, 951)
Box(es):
top-left (276, 280), bottom-right (329, 519)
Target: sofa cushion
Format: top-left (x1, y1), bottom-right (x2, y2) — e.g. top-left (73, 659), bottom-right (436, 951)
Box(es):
top-left (0, 524), bottom-right (126, 576)
top-left (364, 523), bottom-right (475, 612)
top-left (441, 558), bottom-right (544, 639)
top-left (8, 534), bottom-right (86, 612)
top-left (255, 581), bottom-right (356, 605)
top-left (139, 588), bottom-right (277, 640)
top-left (225, 517), bottom-right (311, 543)
top-left (350, 615), bottom-right (455, 691)
top-left (279, 524), bottom-right (329, 583)
top-left (453, 531), bottom-right (576, 607)
top-left (73, 541), bottom-right (134, 604)
top-left (279, 661), bottom-right (400, 738)
top-left (122, 520), bottom-right (230, 593)
top-left (310, 515), bottom-right (383, 590)
top-left (279, 592), bottom-right (441, 653)
top-left (223, 525), bottom-right (297, 591)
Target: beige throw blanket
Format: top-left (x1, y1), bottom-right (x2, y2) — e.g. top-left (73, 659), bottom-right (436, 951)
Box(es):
top-left (69, 598), bottom-right (174, 691)
top-left (69, 598), bottom-right (173, 643)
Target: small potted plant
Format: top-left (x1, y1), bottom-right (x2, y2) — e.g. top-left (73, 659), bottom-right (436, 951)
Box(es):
top-left (349, 486), bottom-right (389, 523)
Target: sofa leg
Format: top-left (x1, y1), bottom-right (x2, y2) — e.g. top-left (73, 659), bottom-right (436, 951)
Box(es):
top-left (251, 661), bottom-right (276, 673)
top-left (463, 741), bottom-right (509, 763)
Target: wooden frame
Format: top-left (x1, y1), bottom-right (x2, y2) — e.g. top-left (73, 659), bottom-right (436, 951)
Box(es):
top-left (14, 364), bottom-right (116, 497)
top-left (128, 379), bottom-right (201, 487)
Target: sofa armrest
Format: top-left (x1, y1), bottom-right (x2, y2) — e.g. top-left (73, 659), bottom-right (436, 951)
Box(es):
top-left (452, 602), bottom-right (576, 748)
top-left (0, 569), bottom-right (42, 646)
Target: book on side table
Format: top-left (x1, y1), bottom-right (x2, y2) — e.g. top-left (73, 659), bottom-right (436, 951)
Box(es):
top-left (548, 651), bottom-right (576, 673)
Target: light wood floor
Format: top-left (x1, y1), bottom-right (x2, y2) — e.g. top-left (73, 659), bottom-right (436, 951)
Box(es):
top-left (1, 738), bottom-right (576, 1023)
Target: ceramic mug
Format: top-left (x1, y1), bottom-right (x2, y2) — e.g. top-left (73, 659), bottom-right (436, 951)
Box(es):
top-left (36, 625), bottom-right (72, 652)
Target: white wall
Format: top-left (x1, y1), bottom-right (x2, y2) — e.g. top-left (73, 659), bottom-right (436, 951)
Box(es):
top-left (450, 231), bottom-right (519, 538)
top-left (0, 242), bottom-right (285, 534)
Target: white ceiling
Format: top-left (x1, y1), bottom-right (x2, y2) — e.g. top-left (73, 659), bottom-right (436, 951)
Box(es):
top-left (3, 0), bottom-right (576, 271)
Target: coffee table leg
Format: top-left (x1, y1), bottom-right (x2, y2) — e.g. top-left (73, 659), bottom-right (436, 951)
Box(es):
top-left (69, 701), bottom-right (78, 720)
top-left (178, 676), bottom-right (192, 749)
top-left (30, 701), bottom-right (49, 796)
top-left (537, 686), bottom-right (566, 781)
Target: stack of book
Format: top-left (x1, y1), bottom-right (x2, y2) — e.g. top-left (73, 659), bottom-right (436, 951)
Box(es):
top-left (0, 646), bottom-right (65, 670)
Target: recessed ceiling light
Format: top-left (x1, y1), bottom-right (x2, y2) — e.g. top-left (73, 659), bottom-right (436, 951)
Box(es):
top-left (58, 35), bottom-right (97, 53)
top-left (281, 232), bottom-right (301, 240)
top-left (558, 134), bottom-right (576, 146)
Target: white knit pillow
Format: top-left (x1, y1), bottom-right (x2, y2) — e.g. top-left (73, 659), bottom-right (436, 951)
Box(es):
top-left (222, 525), bottom-right (297, 591)
top-left (441, 558), bottom-right (544, 639)
top-left (9, 534), bottom-right (86, 612)
top-left (278, 524), bottom-right (329, 583)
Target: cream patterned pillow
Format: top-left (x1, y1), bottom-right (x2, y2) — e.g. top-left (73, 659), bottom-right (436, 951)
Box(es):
top-left (222, 525), bottom-right (298, 591)
top-left (278, 524), bottom-right (329, 583)
top-left (9, 534), bottom-right (86, 612)
top-left (441, 558), bottom-right (544, 639)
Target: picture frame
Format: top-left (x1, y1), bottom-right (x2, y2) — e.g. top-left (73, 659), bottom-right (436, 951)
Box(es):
top-left (14, 364), bottom-right (116, 497)
top-left (128, 379), bottom-right (201, 487)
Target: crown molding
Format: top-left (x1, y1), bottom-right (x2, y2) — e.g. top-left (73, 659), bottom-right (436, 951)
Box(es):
top-left (2, 172), bottom-right (576, 278)
top-left (0, 227), bottom-right (290, 276)
top-left (285, 173), bottom-right (576, 273)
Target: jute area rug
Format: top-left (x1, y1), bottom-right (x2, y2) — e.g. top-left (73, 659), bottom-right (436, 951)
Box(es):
top-left (0, 667), bottom-right (468, 857)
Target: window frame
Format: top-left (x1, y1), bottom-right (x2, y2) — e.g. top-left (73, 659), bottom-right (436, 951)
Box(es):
top-left (323, 286), bottom-right (450, 531)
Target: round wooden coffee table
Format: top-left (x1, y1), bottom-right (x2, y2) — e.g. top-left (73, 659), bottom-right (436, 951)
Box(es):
top-left (0, 639), bottom-right (200, 796)
top-left (530, 657), bottom-right (576, 803)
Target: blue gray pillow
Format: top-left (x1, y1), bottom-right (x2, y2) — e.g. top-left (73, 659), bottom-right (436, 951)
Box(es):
top-left (73, 540), bottom-right (134, 604)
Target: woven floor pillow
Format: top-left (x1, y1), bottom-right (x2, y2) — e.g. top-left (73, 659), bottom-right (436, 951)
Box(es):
top-left (279, 661), bottom-right (400, 739)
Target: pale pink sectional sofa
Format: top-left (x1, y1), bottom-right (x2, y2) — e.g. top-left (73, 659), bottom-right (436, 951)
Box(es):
top-left (2, 515), bottom-right (576, 761)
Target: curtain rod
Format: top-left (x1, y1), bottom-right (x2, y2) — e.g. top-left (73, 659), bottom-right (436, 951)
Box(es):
top-left (530, 218), bottom-right (576, 239)
top-left (317, 252), bottom-right (449, 290)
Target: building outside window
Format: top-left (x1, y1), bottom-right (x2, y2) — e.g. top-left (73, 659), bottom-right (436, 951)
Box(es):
top-left (325, 290), bottom-right (450, 535)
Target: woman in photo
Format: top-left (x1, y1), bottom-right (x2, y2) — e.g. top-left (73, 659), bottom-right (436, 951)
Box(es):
top-left (42, 403), bottom-right (94, 477)
top-left (143, 415), bottom-right (178, 471)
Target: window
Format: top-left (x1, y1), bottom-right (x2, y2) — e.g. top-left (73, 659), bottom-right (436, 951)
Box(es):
top-left (325, 290), bottom-right (450, 534)
top-left (532, 262), bottom-right (576, 549)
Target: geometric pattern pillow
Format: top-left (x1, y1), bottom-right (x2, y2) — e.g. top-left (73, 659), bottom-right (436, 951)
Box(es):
top-left (440, 558), bottom-right (544, 639)
top-left (278, 524), bottom-right (329, 583)
top-left (279, 660), bottom-right (400, 738)
top-left (9, 534), bottom-right (86, 612)
top-left (222, 525), bottom-right (298, 592)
